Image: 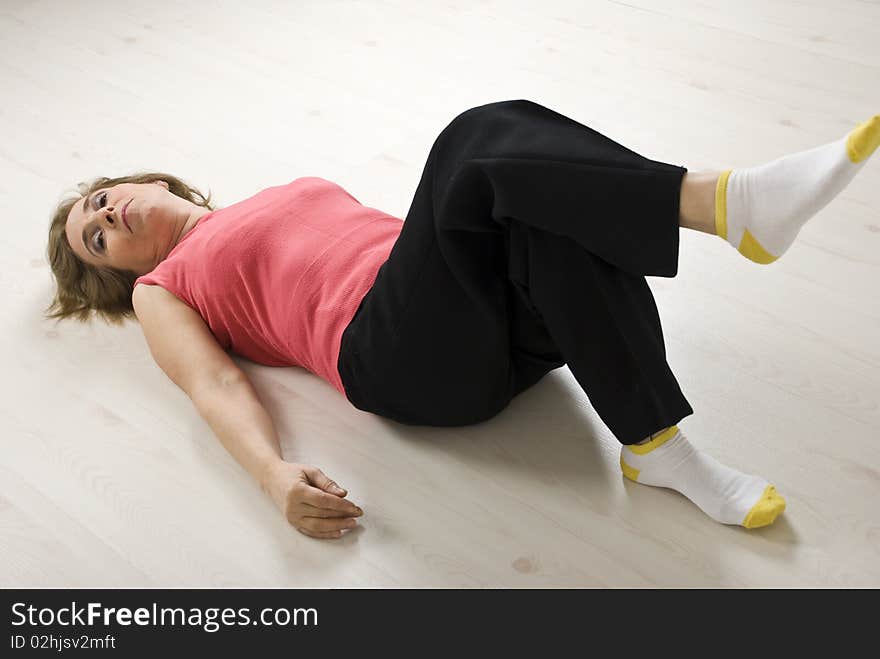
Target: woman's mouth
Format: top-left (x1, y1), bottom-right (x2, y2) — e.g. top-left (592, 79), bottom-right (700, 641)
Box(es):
top-left (122, 199), bottom-right (132, 233)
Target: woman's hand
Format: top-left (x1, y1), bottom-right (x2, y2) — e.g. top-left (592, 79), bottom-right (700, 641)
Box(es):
top-left (262, 461), bottom-right (363, 539)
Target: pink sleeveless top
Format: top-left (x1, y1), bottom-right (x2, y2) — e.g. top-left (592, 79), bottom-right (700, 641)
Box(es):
top-left (134, 177), bottom-right (403, 396)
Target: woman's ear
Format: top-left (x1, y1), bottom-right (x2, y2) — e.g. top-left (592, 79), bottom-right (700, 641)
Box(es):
top-left (152, 179), bottom-right (170, 190)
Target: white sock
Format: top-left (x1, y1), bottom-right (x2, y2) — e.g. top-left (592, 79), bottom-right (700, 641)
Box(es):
top-left (620, 426), bottom-right (786, 528)
top-left (716, 114), bottom-right (880, 264)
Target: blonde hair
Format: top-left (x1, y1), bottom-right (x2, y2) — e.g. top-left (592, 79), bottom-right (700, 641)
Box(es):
top-left (45, 172), bottom-right (215, 326)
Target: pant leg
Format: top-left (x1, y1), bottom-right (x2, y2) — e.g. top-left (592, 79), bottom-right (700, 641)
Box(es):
top-left (505, 220), bottom-right (693, 444)
top-left (339, 98), bottom-right (694, 441)
top-left (432, 99), bottom-right (694, 441)
top-left (430, 99), bottom-right (687, 279)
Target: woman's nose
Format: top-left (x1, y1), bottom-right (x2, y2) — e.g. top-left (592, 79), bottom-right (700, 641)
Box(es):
top-left (99, 207), bottom-right (117, 225)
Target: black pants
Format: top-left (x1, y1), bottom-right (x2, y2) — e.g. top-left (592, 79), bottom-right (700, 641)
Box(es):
top-left (337, 99), bottom-right (694, 445)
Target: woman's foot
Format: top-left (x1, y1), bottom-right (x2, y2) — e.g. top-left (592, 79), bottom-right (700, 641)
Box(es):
top-left (620, 426), bottom-right (786, 529)
top-left (715, 113), bottom-right (880, 264)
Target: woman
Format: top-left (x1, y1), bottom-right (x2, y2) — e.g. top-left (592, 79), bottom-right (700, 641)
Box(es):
top-left (47, 99), bottom-right (879, 540)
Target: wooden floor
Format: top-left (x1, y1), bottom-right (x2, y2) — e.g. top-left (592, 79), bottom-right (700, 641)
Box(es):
top-left (1, 0), bottom-right (878, 587)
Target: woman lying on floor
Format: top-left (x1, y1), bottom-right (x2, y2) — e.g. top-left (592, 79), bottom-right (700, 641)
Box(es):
top-left (47, 99), bottom-right (878, 538)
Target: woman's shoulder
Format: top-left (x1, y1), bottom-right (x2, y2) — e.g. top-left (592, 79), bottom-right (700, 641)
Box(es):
top-left (132, 282), bottom-right (199, 319)
top-left (132, 281), bottom-right (170, 306)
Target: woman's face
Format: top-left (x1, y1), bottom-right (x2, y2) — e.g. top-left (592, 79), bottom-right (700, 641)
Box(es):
top-left (65, 179), bottom-right (205, 277)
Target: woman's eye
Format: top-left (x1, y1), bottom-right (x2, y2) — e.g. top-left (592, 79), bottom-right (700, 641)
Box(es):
top-left (92, 191), bottom-right (108, 252)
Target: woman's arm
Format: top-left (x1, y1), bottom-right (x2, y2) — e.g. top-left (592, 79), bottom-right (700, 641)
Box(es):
top-left (190, 375), bottom-right (284, 490)
top-left (191, 378), bottom-right (364, 539)
top-left (132, 283), bottom-right (363, 539)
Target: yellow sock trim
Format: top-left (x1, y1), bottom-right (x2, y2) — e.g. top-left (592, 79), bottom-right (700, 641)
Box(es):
top-left (715, 170), bottom-right (732, 240)
top-left (738, 228), bottom-right (779, 264)
top-left (620, 455), bottom-right (640, 482)
top-left (846, 114), bottom-right (880, 164)
top-left (627, 425), bottom-right (679, 455)
top-left (741, 484), bottom-right (787, 529)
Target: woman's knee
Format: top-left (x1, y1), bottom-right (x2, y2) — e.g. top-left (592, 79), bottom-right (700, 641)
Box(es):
top-left (446, 99), bottom-right (536, 132)
top-left (428, 99), bottom-right (539, 174)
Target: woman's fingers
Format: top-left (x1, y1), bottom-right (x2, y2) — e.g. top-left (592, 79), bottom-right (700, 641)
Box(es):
top-left (302, 466), bottom-right (348, 496)
top-left (298, 484), bottom-right (362, 515)
top-left (302, 503), bottom-right (364, 519)
top-left (298, 515), bottom-right (360, 536)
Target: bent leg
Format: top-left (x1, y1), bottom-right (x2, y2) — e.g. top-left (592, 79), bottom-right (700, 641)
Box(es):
top-left (429, 99), bottom-right (689, 278)
top-left (343, 99), bottom-right (694, 435)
